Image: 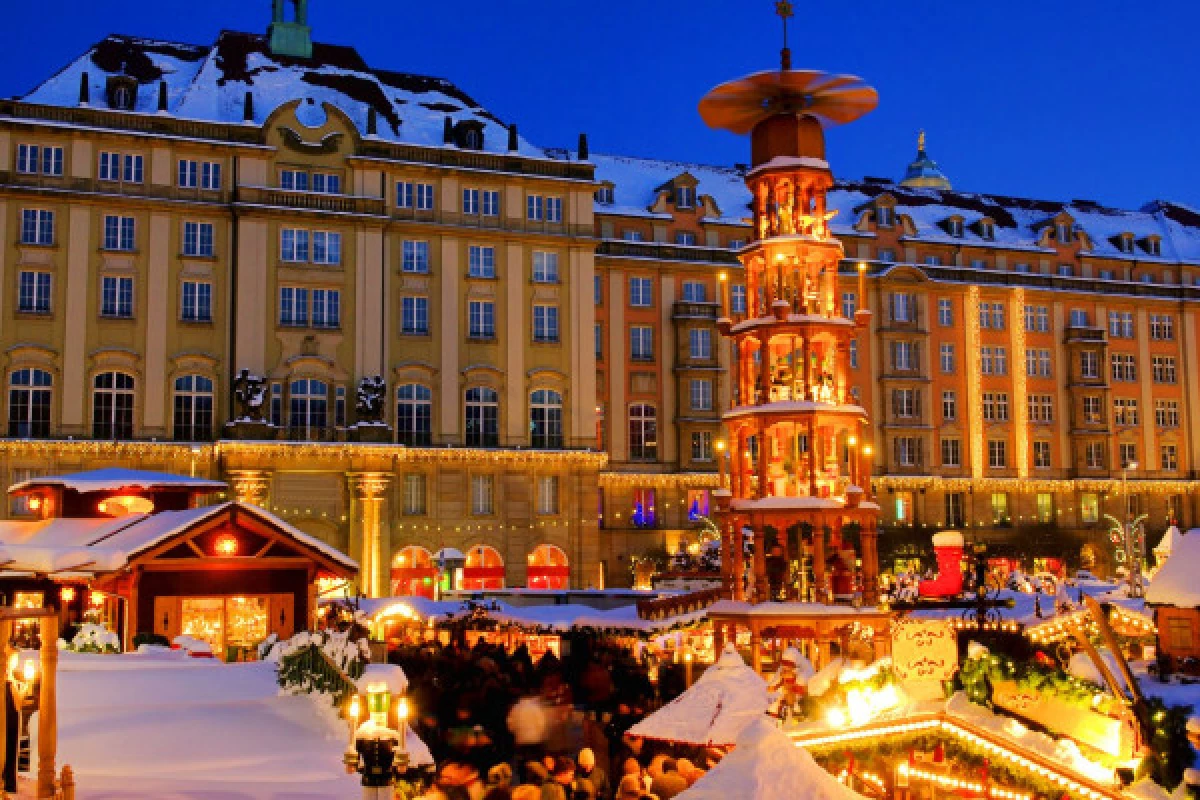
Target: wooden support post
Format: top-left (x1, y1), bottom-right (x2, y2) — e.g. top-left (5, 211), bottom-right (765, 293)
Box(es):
top-left (37, 614), bottom-right (58, 799)
top-left (0, 619), bottom-right (9, 790)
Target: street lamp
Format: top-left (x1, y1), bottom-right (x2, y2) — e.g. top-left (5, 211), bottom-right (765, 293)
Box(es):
top-left (1122, 461), bottom-right (1144, 598)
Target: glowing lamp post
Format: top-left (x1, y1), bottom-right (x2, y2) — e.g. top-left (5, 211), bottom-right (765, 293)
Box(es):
top-left (683, 650), bottom-right (695, 688)
top-left (343, 693), bottom-right (362, 772)
top-left (716, 439), bottom-right (728, 488)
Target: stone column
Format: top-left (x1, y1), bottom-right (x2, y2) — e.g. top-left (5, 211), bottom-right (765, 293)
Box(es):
top-left (227, 470), bottom-right (272, 508)
top-left (349, 473), bottom-right (391, 598)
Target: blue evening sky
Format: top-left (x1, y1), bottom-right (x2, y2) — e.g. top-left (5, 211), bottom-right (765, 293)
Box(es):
top-left (2, 0), bottom-right (1197, 208)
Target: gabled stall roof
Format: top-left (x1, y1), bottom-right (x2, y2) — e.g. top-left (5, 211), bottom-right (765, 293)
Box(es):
top-left (8, 468), bottom-right (225, 495)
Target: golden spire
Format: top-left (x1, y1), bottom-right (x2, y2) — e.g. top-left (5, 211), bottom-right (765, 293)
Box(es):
top-left (918, 129), bottom-right (926, 154)
top-left (776, 0), bottom-right (794, 70)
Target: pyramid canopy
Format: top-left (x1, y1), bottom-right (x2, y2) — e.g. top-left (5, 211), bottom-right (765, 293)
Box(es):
top-left (1147, 528), bottom-right (1200, 607)
top-left (676, 717), bottom-right (864, 800)
top-left (627, 644), bottom-right (768, 747)
top-left (1154, 525), bottom-right (1181, 558)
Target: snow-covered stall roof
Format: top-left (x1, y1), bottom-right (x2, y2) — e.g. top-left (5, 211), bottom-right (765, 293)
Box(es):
top-left (8, 467), bottom-right (225, 495)
top-left (21, 32), bottom-right (542, 157)
top-left (676, 717), bottom-right (864, 800)
top-left (0, 501), bottom-right (357, 576)
top-left (1154, 525), bottom-right (1181, 559)
top-left (1146, 528), bottom-right (1200, 607)
top-left (627, 644), bottom-right (768, 746)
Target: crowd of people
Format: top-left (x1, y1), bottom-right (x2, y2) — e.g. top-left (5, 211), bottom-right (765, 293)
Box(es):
top-left (390, 633), bottom-right (714, 800)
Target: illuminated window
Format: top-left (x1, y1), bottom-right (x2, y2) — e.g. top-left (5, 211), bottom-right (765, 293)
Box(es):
top-left (1036, 493), bottom-right (1053, 523)
top-left (1080, 493), bottom-right (1100, 523)
top-left (629, 404), bottom-right (657, 462)
top-left (529, 389), bottom-right (563, 449)
top-left (465, 387), bottom-right (499, 447)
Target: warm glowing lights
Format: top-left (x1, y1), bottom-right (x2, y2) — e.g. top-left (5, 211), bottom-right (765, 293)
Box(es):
top-left (89, 590), bottom-right (106, 607)
top-left (60, 586), bottom-right (76, 604)
top-left (857, 262), bottom-right (867, 272)
top-left (847, 435), bottom-right (858, 447)
top-left (27, 496), bottom-right (41, 512)
top-left (718, 271), bottom-right (728, 282)
top-left (897, 762), bottom-right (1033, 800)
top-left (715, 439), bottom-right (727, 452)
top-left (397, 696), bottom-right (410, 722)
top-left (862, 444), bottom-right (873, 457)
top-left (214, 533), bottom-right (239, 557)
top-left (96, 494), bottom-right (154, 516)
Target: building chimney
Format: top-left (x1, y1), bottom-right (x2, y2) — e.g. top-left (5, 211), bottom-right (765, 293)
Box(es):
top-left (157, 80), bottom-right (168, 113)
top-left (443, 117), bottom-right (454, 145)
top-left (78, 72), bottom-right (89, 106)
top-left (578, 133), bottom-right (589, 161)
top-left (508, 124), bottom-right (518, 152)
top-left (367, 107), bottom-right (377, 136)
top-left (243, 91), bottom-right (254, 122)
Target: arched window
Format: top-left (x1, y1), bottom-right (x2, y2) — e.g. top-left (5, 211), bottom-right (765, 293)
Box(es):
top-left (92, 371), bottom-right (134, 439)
top-left (8, 368), bottom-right (51, 438)
top-left (173, 374), bottom-right (213, 441)
top-left (529, 389), bottom-right (563, 449)
top-left (462, 544), bottom-right (504, 590)
top-left (288, 379), bottom-right (328, 439)
top-left (465, 387), bottom-right (499, 447)
top-left (629, 404), bottom-right (657, 461)
top-left (464, 129), bottom-right (482, 150)
top-left (391, 546), bottom-right (436, 599)
top-left (526, 544), bottom-right (569, 590)
top-left (396, 383), bottom-right (432, 446)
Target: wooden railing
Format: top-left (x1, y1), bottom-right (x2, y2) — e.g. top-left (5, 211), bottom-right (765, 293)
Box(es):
top-left (636, 587), bottom-right (724, 621)
top-left (236, 185), bottom-right (386, 216)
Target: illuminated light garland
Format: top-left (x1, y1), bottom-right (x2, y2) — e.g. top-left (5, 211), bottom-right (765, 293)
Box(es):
top-left (1011, 288), bottom-right (1029, 480)
top-left (967, 285), bottom-right (984, 480)
top-left (791, 714), bottom-right (1119, 800)
top-left (875, 474), bottom-right (1200, 495)
top-left (897, 761), bottom-right (1032, 800)
top-left (596, 472), bottom-right (722, 489)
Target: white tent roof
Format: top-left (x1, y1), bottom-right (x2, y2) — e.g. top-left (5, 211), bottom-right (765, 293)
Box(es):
top-left (627, 644), bottom-right (768, 746)
top-left (676, 717), bottom-right (863, 800)
top-left (1147, 528), bottom-right (1200, 606)
top-left (9, 468), bottom-right (225, 494)
top-left (1154, 525), bottom-right (1181, 557)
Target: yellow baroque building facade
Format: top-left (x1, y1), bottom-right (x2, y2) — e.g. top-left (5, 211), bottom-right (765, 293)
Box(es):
top-left (1, 19), bottom-right (1199, 590)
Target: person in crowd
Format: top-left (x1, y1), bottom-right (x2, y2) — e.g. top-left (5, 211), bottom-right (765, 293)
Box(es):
top-left (577, 748), bottom-right (609, 800)
top-left (649, 758), bottom-right (687, 800)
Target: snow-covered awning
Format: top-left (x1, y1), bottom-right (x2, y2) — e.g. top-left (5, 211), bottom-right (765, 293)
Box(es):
top-left (1147, 528), bottom-right (1200, 606)
top-left (8, 468), bottom-right (225, 495)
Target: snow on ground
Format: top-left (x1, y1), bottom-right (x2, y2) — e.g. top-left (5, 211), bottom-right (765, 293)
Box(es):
top-left (33, 650), bottom-right (362, 799)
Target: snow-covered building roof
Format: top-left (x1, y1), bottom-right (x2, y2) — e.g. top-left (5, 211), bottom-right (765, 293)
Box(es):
top-left (1146, 529), bottom-right (1200, 607)
top-left (20, 32), bottom-right (542, 156)
top-left (8, 468), bottom-right (225, 495)
top-left (627, 644), bottom-right (768, 746)
top-left (676, 717), bottom-right (864, 800)
top-left (0, 501), bottom-right (356, 576)
top-left (590, 153), bottom-right (1200, 265)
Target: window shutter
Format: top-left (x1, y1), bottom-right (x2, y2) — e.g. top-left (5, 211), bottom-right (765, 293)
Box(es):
top-left (914, 389), bottom-right (923, 421)
top-left (892, 437), bottom-right (900, 467)
top-left (912, 343), bottom-right (921, 372)
top-left (917, 438), bottom-right (924, 467)
top-left (888, 293), bottom-right (896, 322)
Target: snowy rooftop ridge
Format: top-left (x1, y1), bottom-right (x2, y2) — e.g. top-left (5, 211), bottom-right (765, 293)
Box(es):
top-left (20, 31), bottom-right (542, 156)
top-left (9, 467), bottom-right (225, 495)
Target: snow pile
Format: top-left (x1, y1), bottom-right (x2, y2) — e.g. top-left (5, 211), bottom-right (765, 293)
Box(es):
top-left (808, 658), bottom-right (846, 698)
top-left (677, 717), bottom-right (864, 800)
top-left (1068, 649), bottom-right (1128, 691)
top-left (171, 635), bottom-right (212, 656)
top-left (628, 644), bottom-right (768, 746)
top-left (357, 663), bottom-right (408, 696)
top-left (66, 623), bottom-right (120, 654)
top-left (1146, 529), bottom-right (1200, 607)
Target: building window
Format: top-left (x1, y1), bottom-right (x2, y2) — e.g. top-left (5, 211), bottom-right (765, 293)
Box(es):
top-left (876, 205), bottom-right (894, 227)
top-left (890, 341), bottom-right (915, 371)
top-left (1057, 264), bottom-right (1074, 277)
top-left (691, 431), bottom-right (713, 462)
top-left (891, 293), bottom-right (915, 323)
top-left (1168, 618), bottom-right (1193, 651)
top-left (17, 144), bottom-right (63, 176)
top-left (894, 491), bottom-right (914, 524)
top-left (1153, 356), bottom-right (1177, 384)
top-left (545, 197), bottom-right (563, 223)
top-left (280, 229), bottom-right (309, 262)
top-left (1085, 441), bottom-right (1105, 469)
top-left (402, 240), bottom-right (429, 273)
top-left (675, 231), bottom-right (697, 246)
top-left (683, 281), bottom-right (707, 303)
top-left (100, 276), bottom-right (134, 318)
top-left (730, 284), bottom-right (746, 315)
top-left (403, 474), bottom-right (427, 515)
top-left (595, 186), bottom-right (614, 204)
top-left (623, 230), bottom-right (644, 242)
top-left (936, 298), bottom-right (952, 326)
top-left (465, 387), bottom-right (499, 447)
top-left (1056, 222), bottom-right (1073, 244)
top-left (1162, 444), bottom-right (1179, 471)
top-left (1033, 441), bottom-right (1051, 468)
top-left (594, 275), bottom-right (603, 305)
top-left (20, 209), bottom-right (54, 246)
top-left (630, 277), bottom-right (653, 307)
top-left (401, 296), bottom-right (429, 335)
top-left (891, 388), bottom-right (917, 419)
top-left (532, 305), bottom-right (559, 343)
top-left (311, 289), bottom-right (341, 328)
top-left (1083, 395), bottom-right (1102, 424)
top-left (895, 437), bottom-right (921, 467)
top-left (471, 475), bottom-right (495, 515)
top-left (395, 384), bottom-right (432, 446)
top-left (468, 301), bottom-right (495, 338)
top-left (172, 374), bottom-right (213, 441)
top-left (288, 379), bottom-right (328, 439)
top-left (98, 152), bottom-right (142, 183)
top-left (182, 221), bottom-right (215, 258)
top-left (526, 195), bottom-right (543, 221)
top-left (1026, 348), bottom-right (1052, 378)
top-left (630, 326), bottom-right (653, 361)
top-left (982, 392), bottom-right (1009, 421)
top-left (944, 493), bottom-right (964, 527)
top-left (1028, 394), bottom-right (1054, 423)
top-left (1151, 314), bottom-right (1175, 341)
top-left (1110, 353), bottom-right (1137, 382)
top-left (312, 231), bottom-right (341, 265)
top-left (178, 160), bottom-right (221, 190)
top-left (1068, 309), bottom-right (1089, 327)
top-left (279, 287), bottom-right (308, 326)
top-left (689, 329), bottom-right (712, 360)
top-left (397, 182), bottom-right (434, 211)
top-left (334, 386), bottom-right (346, 428)
top-left (181, 280), bottom-right (212, 322)
top-left (269, 383), bottom-right (282, 427)
top-left (479, 189), bottom-right (499, 217)
top-left (924, 255), bottom-right (943, 266)
top-left (102, 215), bottom-right (136, 251)
top-left (690, 379), bottom-right (713, 411)
top-left (7, 368), bottom-right (51, 438)
top-left (939, 343), bottom-right (954, 373)
top-left (948, 218), bottom-right (964, 237)
top-left (1113, 398), bottom-right (1139, 426)
top-left (533, 251), bottom-right (559, 283)
top-left (536, 476), bottom-right (560, 515)
top-left (17, 271), bottom-right (51, 314)
top-left (940, 437), bottom-right (961, 467)
top-left (1156, 400), bottom-right (1180, 428)
top-left (849, 340), bottom-right (858, 369)
top-left (942, 390), bottom-right (956, 421)
top-left (1080, 351), bottom-right (1099, 379)
top-left (530, 389), bottom-right (563, 449)
top-left (1081, 493), bottom-right (1100, 523)
top-left (987, 439), bottom-right (1007, 469)
top-left (1108, 311), bottom-right (1134, 338)
top-left (991, 493), bottom-right (1010, 524)
top-left (468, 245), bottom-right (496, 278)
top-left (595, 324), bottom-right (603, 359)
top-left (92, 371), bottom-right (134, 439)
top-left (878, 248), bottom-right (895, 262)
top-left (629, 404), bottom-right (657, 462)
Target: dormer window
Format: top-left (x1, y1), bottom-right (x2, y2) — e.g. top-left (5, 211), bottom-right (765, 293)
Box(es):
top-left (464, 130), bottom-right (481, 150)
top-left (595, 186), bottom-right (614, 205)
top-left (876, 206), bottom-right (895, 227)
top-left (947, 218), bottom-right (964, 237)
top-left (1145, 237), bottom-right (1162, 256)
top-left (450, 120), bottom-right (486, 151)
top-left (675, 186), bottom-right (695, 209)
top-left (980, 221), bottom-right (995, 240)
top-left (1056, 222), bottom-right (1073, 244)
top-left (105, 76), bottom-right (139, 111)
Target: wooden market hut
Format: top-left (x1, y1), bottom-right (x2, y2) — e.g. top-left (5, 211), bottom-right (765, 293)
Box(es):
top-left (0, 468), bottom-right (356, 657)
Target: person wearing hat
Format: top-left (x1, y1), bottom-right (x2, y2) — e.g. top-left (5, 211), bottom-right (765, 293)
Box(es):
top-left (615, 775), bottom-right (643, 800)
top-left (577, 748), bottom-right (609, 800)
top-left (487, 763), bottom-right (514, 790)
top-left (649, 759), bottom-right (687, 800)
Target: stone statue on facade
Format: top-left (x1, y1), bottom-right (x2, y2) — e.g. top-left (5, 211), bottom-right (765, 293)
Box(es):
top-left (355, 376), bottom-right (387, 424)
top-left (232, 369), bottom-right (266, 421)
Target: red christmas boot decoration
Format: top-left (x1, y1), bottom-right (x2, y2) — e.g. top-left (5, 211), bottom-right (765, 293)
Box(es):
top-left (918, 531), bottom-right (965, 598)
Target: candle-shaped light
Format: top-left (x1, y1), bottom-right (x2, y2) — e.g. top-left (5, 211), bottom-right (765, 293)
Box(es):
top-left (347, 694), bottom-right (361, 748)
top-left (718, 271), bottom-right (729, 317)
top-left (847, 434), bottom-right (858, 486)
top-left (397, 696), bottom-right (410, 755)
top-left (715, 439), bottom-right (727, 488)
top-left (856, 262), bottom-right (867, 318)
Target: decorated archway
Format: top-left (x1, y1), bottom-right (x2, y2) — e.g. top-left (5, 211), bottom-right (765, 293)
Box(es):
top-left (391, 546), bottom-right (437, 599)
top-left (462, 545), bottom-right (505, 590)
top-left (526, 544), bottom-right (569, 590)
